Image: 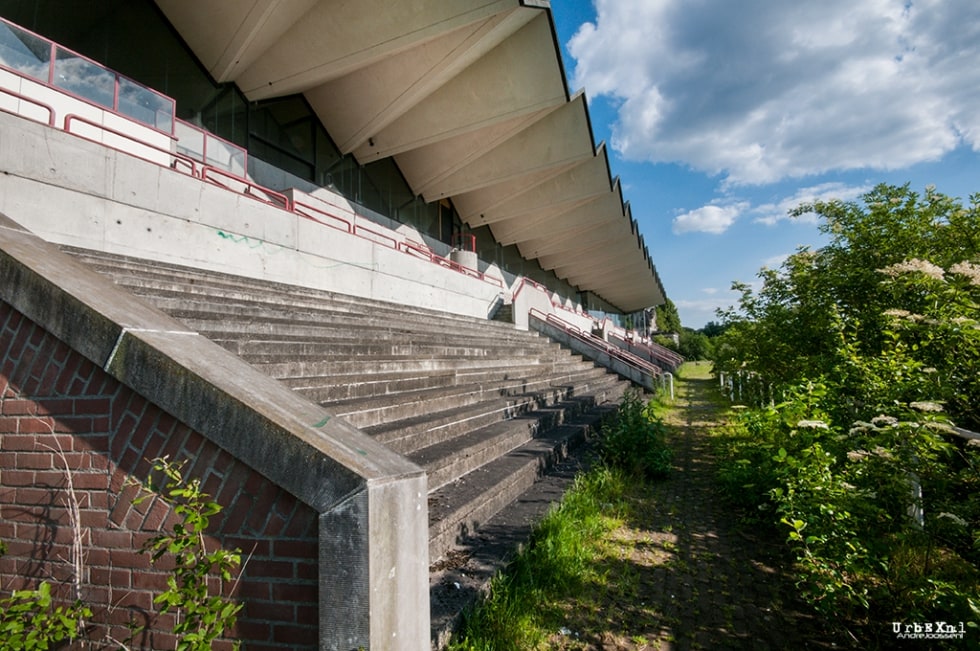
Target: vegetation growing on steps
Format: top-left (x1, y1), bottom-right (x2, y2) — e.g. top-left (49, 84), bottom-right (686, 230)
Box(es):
top-left (447, 388), bottom-right (672, 649)
top-left (595, 389), bottom-right (672, 480)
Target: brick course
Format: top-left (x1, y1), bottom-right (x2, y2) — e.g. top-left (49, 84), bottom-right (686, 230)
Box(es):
top-left (0, 301), bottom-right (319, 649)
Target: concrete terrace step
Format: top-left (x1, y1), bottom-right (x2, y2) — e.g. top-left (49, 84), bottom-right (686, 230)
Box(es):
top-left (137, 296), bottom-right (540, 344)
top-left (251, 354), bottom-right (576, 379)
top-left (63, 247), bottom-right (634, 646)
top-left (281, 362), bottom-right (608, 404)
top-left (209, 337), bottom-right (552, 361)
top-left (326, 365), bottom-right (624, 430)
top-left (359, 372), bottom-right (625, 455)
top-left (64, 247), bottom-right (527, 335)
top-left (426, 410), bottom-right (609, 564)
top-left (410, 395), bottom-right (603, 492)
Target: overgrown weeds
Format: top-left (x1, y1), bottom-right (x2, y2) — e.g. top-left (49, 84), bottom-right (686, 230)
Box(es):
top-left (596, 389), bottom-right (672, 480)
top-left (448, 390), bottom-right (670, 650)
top-left (712, 388), bottom-right (980, 643)
top-left (0, 451), bottom-right (243, 650)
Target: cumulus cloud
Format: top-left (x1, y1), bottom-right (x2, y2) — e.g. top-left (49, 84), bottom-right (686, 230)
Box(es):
top-left (752, 182), bottom-right (871, 225)
top-left (674, 293), bottom-right (742, 326)
top-left (568, 0), bottom-right (980, 186)
top-left (762, 253), bottom-right (791, 269)
top-left (673, 202), bottom-right (746, 234)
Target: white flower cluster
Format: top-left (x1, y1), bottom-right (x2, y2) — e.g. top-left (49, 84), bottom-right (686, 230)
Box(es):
top-left (949, 261), bottom-right (980, 286)
top-left (882, 309), bottom-right (925, 323)
top-left (796, 419), bottom-right (829, 429)
top-left (909, 401), bottom-right (944, 413)
top-left (879, 258), bottom-right (946, 281)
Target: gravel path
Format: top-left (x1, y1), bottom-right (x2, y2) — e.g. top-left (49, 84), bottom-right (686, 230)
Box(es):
top-left (549, 366), bottom-right (852, 650)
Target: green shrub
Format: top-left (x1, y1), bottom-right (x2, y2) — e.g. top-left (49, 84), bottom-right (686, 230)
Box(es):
top-left (134, 457), bottom-right (244, 651)
top-left (0, 581), bottom-right (91, 650)
top-left (597, 390), bottom-right (672, 479)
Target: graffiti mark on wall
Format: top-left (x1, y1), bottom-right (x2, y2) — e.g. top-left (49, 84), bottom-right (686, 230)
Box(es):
top-left (215, 230), bottom-right (378, 271)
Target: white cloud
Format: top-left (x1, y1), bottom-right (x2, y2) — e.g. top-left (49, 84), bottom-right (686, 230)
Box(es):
top-left (762, 253), bottom-right (791, 269)
top-left (752, 182), bottom-right (871, 225)
top-left (674, 294), bottom-right (741, 327)
top-left (568, 0), bottom-right (980, 186)
top-left (672, 202), bottom-right (745, 234)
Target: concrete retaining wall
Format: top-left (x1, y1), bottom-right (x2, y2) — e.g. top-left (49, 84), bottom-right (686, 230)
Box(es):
top-left (0, 110), bottom-right (504, 322)
top-left (0, 214), bottom-right (429, 649)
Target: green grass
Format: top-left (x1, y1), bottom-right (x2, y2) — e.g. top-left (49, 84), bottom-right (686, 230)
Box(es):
top-left (447, 387), bottom-right (679, 650)
top-left (447, 465), bottom-right (631, 650)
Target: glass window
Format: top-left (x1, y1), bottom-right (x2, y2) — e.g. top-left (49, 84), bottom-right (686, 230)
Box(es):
top-left (117, 76), bottom-right (173, 132)
top-left (0, 20), bottom-right (50, 80)
top-left (53, 46), bottom-right (113, 108)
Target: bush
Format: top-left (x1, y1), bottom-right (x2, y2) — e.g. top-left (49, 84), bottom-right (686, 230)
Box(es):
top-left (598, 390), bottom-right (672, 479)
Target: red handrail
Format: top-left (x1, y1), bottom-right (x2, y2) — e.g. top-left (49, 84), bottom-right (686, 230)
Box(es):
top-left (511, 276), bottom-right (586, 317)
top-left (64, 113), bottom-right (196, 177)
top-left (609, 332), bottom-right (683, 368)
top-left (452, 232), bottom-right (476, 252)
top-left (0, 88), bottom-right (55, 126)
top-left (354, 223), bottom-right (399, 249)
top-left (174, 119), bottom-right (248, 175)
top-left (530, 308), bottom-right (662, 377)
top-left (0, 16), bottom-right (175, 136)
top-left (201, 166), bottom-right (291, 211)
top-left (293, 199), bottom-right (353, 234)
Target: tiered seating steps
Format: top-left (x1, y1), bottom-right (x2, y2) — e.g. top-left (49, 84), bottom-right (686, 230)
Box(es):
top-left (64, 248), bottom-right (632, 643)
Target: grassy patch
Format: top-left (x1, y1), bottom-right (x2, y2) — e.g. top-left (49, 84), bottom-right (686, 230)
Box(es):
top-left (447, 466), bottom-right (632, 650)
top-left (448, 390), bottom-right (674, 650)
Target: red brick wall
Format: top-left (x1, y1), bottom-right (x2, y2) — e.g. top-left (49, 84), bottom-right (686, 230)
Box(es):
top-left (0, 301), bottom-right (319, 650)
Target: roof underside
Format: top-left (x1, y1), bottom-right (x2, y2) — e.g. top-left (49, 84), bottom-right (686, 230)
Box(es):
top-left (155, 0), bottom-right (666, 311)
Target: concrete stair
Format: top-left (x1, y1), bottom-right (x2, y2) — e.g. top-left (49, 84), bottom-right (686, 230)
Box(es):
top-left (64, 247), bottom-right (632, 644)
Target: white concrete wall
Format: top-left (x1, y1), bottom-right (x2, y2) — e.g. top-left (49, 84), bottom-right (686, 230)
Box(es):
top-left (512, 279), bottom-right (595, 332)
top-left (0, 68), bottom-right (175, 167)
top-left (0, 111), bottom-right (506, 320)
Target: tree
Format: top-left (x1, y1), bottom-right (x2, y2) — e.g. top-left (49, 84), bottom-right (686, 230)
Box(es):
top-left (716, 183), bottom-right (980, 429)
top-left (655, 298), bottom-right (682, 333)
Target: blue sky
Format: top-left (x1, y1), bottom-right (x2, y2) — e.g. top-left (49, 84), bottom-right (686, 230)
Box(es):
top-left (550, 0), bottom-right (980, 329)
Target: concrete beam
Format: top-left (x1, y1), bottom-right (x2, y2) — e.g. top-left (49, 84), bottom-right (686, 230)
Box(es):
top-left (520, 217), bottom-right (632, 260)
top-left (395, 107), bottom-right (556, 199)
top-left (155, 0), bottom-right (318, 82)
top-left (234, 0), bottom-right (522, 98)
top-left (461, 147), bottom-right (612, 227)
top-left (412, 93), bottom-right (594, 200)
top-left (350, 11), bottom-right (565, 162)
top-left (306, 9), bottom-right (531, 154)
top-left (490, 189), bottom-right (622, 246)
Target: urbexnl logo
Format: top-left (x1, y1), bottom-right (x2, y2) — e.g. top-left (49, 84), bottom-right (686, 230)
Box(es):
top-left (892, 621), bottom-right (967, 640)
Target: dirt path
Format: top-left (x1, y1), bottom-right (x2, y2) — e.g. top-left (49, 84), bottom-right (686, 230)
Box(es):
top-left (550, 363), bottom-right (850, 650)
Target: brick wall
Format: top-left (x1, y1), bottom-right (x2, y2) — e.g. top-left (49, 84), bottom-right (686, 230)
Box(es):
top-left (0, 300), bottom-right (319, 650)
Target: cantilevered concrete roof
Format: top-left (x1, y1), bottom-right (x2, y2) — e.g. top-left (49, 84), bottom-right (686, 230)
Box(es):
top-left (155, 0), bottom-right (666, 311)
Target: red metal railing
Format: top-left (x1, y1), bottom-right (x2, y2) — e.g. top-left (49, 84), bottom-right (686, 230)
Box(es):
top-left (511, 276), bottom-right (588, 318)
top-left (0, 87), bottom-right (54, 126)
top-left (0, 15), bottom-right (510, 293)
top-left (64, 113), bottom-right (196, 177)
top-left (293, 200), bottom-right (354, 234)
top-left (452, 232), bottom-right (476, 252)
top-left (529, 308), bottom-right (662, 378)
top-left (0, 16), bottom-right (175, 135)
top-left (608, 331), bottom-right (683, 369)
top-left (201, 165), bottom-right (291, 211)
top-left (174, 119), bottom-right (247, 176)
